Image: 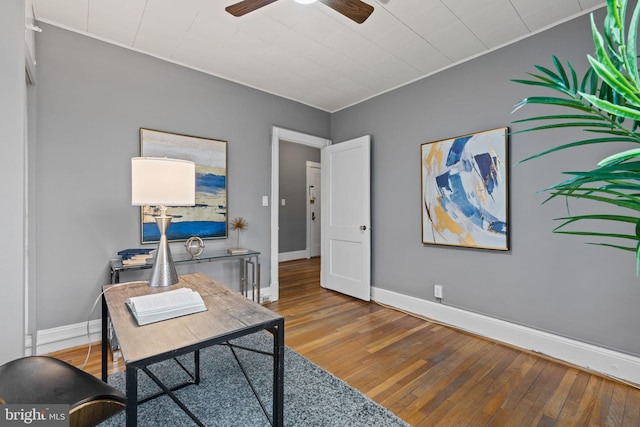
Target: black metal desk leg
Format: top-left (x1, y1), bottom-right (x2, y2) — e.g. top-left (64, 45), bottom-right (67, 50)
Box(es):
top-left (126, 366), bottom-right (138, 427)
top-left (101, 294), bottom-right (108, 382)
top-left (194, 350), bottom-right (201, 385)
top-left (273, 321), bottom-right (284, 427)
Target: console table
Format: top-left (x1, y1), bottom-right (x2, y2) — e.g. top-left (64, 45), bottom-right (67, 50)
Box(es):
top-left (110, 249), bottom-right (261, 303)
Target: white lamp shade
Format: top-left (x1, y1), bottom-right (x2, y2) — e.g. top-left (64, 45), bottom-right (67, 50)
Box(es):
top-left (131, 157), bottom-right (196, 206)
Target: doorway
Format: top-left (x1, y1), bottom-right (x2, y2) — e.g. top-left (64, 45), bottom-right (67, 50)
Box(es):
top-left (278, 143), bottom-right (321, 262)
top-left (270, 127), bottom-right (331, 302)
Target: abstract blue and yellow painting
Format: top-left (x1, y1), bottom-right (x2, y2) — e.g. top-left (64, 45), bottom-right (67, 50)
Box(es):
top-left (140, 128), bottom-right (227, 243)
top-left (421, 127), bottom-right (509, 250)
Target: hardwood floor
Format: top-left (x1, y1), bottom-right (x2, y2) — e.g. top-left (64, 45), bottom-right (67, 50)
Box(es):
top-left (48, 257), bottom-right (640, 426)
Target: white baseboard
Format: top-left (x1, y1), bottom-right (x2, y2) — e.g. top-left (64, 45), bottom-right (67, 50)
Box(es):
top-left (278, 250), bottom-right (308, 262)
top-left (35, 320), bottom-right (101, 355)
top-left (259, 286), bottom-right (271, 303)
top-left (372, 287), bottom-right (640, 385)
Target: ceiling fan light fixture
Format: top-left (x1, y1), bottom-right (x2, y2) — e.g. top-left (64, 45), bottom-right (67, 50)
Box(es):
top-left (226, 0), bottom-right (373, 24)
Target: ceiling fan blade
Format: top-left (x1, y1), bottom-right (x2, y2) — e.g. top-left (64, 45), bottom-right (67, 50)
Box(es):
top-left (318, 0), bottom-right (374, 24)
top-left (225, 0), bottom-right (279, 17)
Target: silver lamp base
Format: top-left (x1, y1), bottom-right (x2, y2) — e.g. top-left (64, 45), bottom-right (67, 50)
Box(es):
top-left (148, 214), bottom-right (178, 287)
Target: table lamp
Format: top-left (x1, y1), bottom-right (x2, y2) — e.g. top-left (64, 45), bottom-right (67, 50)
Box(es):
top-left (131, 157), bottom-right (196, 287)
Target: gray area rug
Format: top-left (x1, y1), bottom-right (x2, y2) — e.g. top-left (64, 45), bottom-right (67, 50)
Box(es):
top-left (99, 332), bottom-right (409, 426)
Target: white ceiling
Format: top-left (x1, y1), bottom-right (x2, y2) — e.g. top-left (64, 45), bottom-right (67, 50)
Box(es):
top-left (32, 0), bottom-right (605, 112)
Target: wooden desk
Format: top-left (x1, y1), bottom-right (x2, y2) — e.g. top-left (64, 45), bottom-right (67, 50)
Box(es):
top-left (101, 273), bottom-right (284, 426)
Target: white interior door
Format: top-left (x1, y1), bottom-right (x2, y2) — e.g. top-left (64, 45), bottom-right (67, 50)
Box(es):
top-left (307, 162), bottom-right (321, 258)
top-left (321, 135), bottom-right (371, 301)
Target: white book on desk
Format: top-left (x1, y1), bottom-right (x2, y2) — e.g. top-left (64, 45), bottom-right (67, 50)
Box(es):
top-left (126, 288), bottom-right (207, 326)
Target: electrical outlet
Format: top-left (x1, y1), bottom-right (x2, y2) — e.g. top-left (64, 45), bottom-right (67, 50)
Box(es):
top-left (434, 284), bottom-right (443, 299)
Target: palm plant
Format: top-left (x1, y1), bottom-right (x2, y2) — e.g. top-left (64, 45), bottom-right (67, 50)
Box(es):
top-left (511, 0), bottom-right (640, 272)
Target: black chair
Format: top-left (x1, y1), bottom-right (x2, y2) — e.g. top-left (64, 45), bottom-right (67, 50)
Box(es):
top-left (0, 356), bottom-right (125, 427)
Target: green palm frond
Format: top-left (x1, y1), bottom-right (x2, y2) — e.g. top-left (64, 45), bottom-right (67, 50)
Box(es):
top-left (599, 147), bottom-right (640, 165)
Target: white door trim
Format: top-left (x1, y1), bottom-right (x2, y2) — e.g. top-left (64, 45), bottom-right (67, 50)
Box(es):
top-left (306, 161), bottom-right (321, 259)
top-left (270, 127), bottom-right (331, 301)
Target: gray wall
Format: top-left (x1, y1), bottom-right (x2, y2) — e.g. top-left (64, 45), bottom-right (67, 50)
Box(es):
top-left (278, 140), bottom-right (320, 253)
top-left (0, 0), bottom-right (27, 363)
top-left (331, 9), bottom-right (640, 357)
top-left (34, 24), bottom-right (330, 331)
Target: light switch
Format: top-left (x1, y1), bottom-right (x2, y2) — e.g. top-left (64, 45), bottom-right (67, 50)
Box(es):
top-left (281, 199), bottom-right (286, 206)
top-left (262, 196), bottom-right (269, 206)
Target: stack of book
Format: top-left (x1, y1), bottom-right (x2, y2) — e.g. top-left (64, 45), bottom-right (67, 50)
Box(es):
top-left (118, 248), bottom-right (156, 266)
top-left (126, 288), bottom-right (207, 326)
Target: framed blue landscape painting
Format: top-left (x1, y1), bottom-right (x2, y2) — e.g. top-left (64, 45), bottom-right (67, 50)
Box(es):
top-left (140, 128), bottom-right (228, 243)
top-left (421, 127), bottom-right (509, 250)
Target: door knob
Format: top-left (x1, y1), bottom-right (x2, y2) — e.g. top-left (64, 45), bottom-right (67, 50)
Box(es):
top-left (360, 225), bottom-right (367, 231)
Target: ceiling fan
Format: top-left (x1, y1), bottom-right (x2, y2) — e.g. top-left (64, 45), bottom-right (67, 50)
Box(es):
top-left (226, 0), bottom-right (374, 24)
